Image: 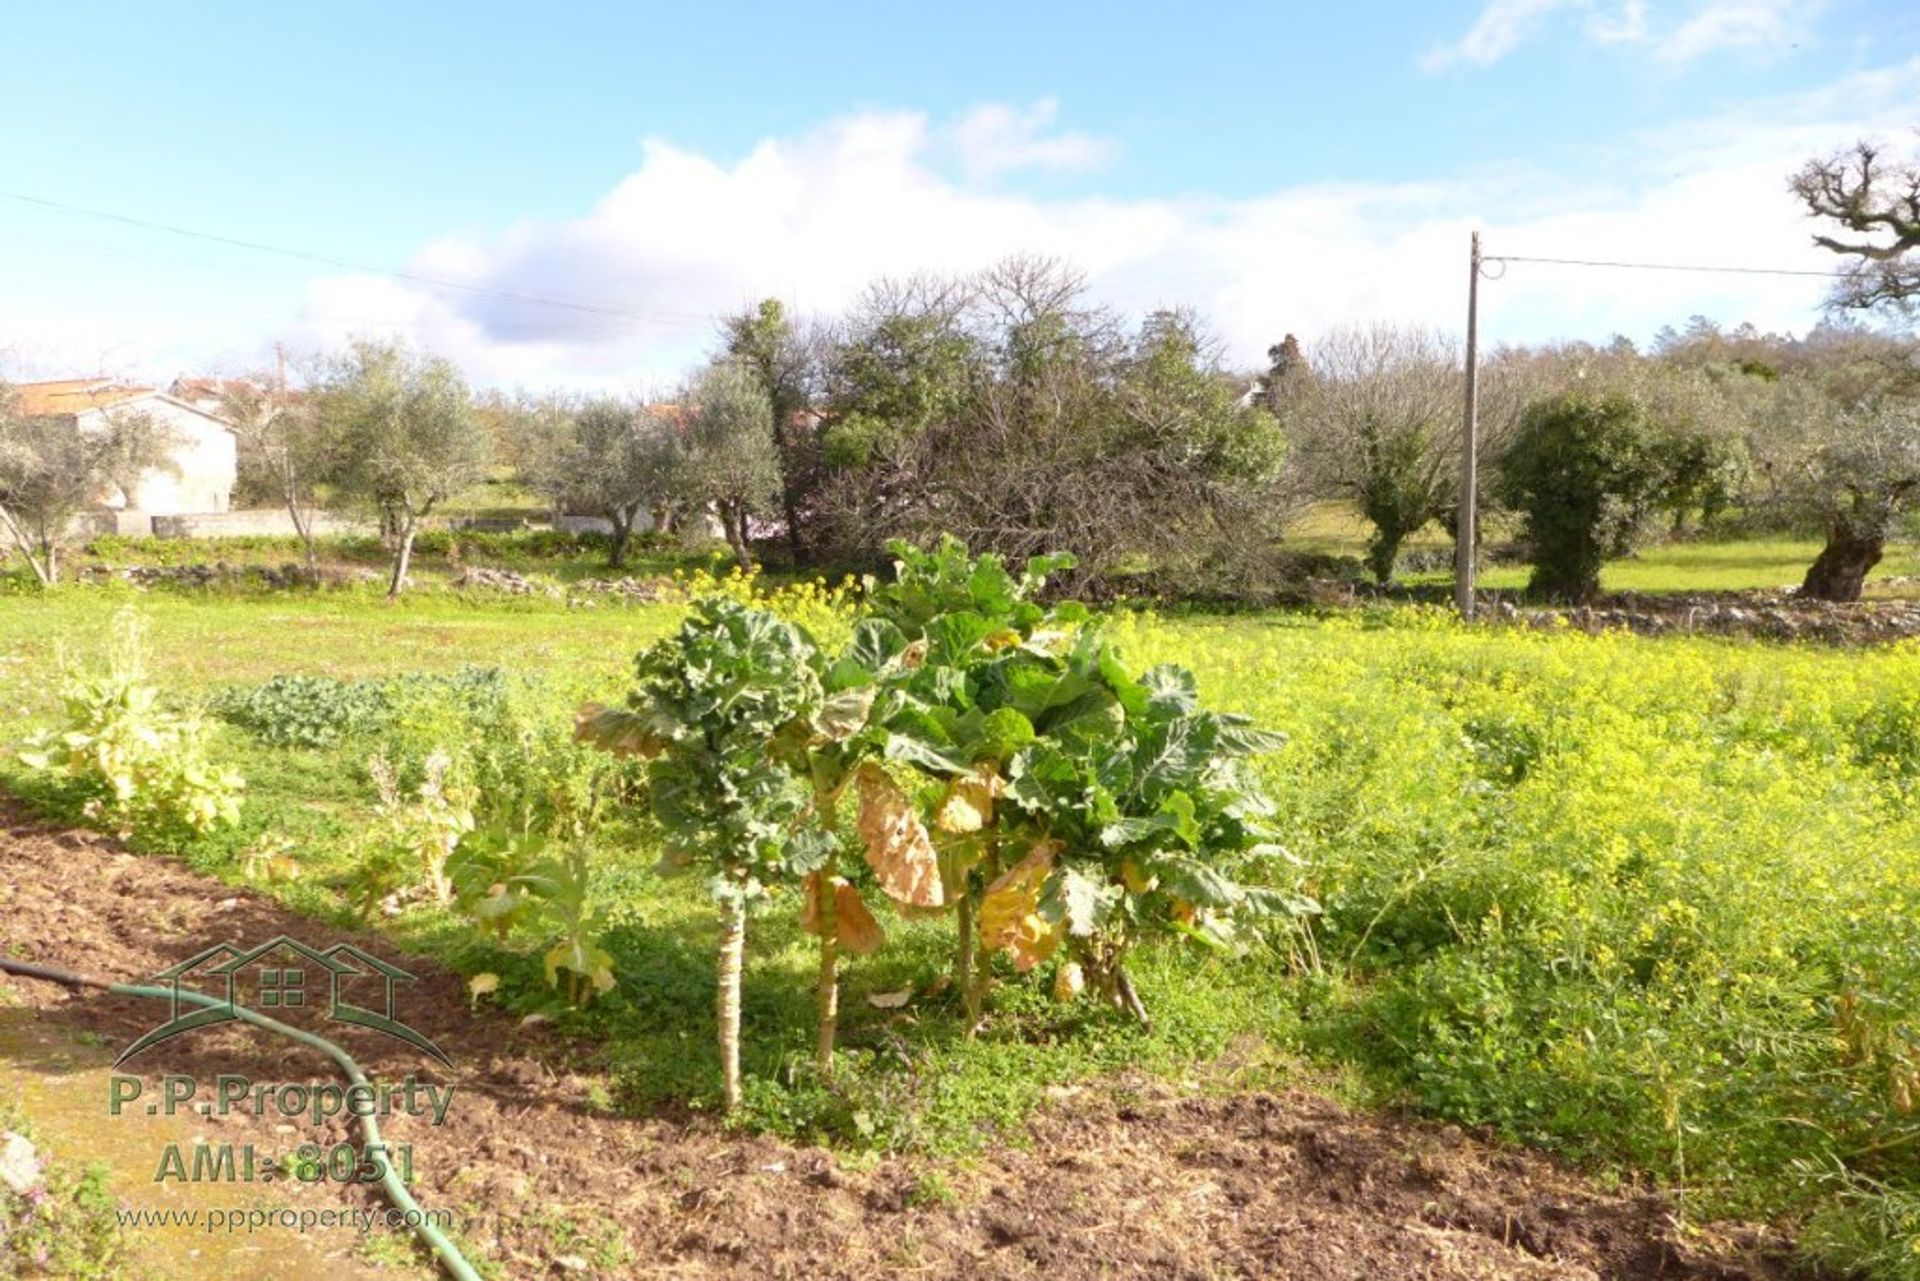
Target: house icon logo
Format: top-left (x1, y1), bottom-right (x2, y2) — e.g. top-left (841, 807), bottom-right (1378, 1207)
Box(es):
top-left (117, 935), bottom-right (451, 1066)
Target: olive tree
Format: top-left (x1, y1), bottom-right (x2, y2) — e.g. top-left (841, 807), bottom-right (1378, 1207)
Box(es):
top-left (678, 360), bottom-right (783, 570)
top-left (1786, 398), bottom-right (1920, 601)
top-left (532, 396), bottom-right (682, 568)
top-left (723, 299), bottom-right (820, 563)
top-left (0, 388), bottom-right (178, 585)
top-left (314, 341), bottom-right (489, 597)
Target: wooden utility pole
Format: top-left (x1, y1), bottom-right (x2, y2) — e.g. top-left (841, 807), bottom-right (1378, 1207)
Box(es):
top-left (1455, 231), bottom-right (1482, 619)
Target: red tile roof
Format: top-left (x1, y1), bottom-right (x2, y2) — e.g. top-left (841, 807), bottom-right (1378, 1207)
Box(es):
top-left (11, 379), bottom-right (154, 416)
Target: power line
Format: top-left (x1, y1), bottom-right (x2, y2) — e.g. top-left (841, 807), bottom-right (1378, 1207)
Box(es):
top-left (0, 190), bottom-right (715, 327)
top-left (1486, 253), bottom-right (1847, 280)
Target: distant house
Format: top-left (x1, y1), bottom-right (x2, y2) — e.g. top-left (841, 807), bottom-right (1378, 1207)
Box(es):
top-left (167, 376), bottom-right (260, 417)
top-left (12, 379), bottom-right (239, 519)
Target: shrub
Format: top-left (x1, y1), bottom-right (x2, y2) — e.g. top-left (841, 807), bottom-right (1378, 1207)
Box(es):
top-left (856, 537), bottom-right (1309, 1027)
top-left (1496, 393), bottom-right (1665, 602)
top-left (18, 611), bottom-right (243, 839)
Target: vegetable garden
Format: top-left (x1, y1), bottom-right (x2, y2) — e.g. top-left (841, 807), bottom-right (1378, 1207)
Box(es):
top-left (4, 549), bottom-right (1920, 1278)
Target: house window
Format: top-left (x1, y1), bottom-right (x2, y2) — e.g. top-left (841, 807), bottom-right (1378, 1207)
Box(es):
top-left (259, 968), bottom-right (305, 1008)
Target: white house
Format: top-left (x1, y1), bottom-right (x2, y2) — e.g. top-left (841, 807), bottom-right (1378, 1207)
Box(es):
top-left (14, 379), bottom-right (239, 518)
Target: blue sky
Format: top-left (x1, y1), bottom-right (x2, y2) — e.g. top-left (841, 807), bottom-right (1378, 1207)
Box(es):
top-left (2, 0), bottom-right (1917, 387)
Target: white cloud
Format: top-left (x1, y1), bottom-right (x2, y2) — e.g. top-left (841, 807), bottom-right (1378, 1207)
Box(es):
top-left (1424, 0), bottom-right (1819, 71)
top-left (273, 66), bottom-right (1918, 391)
top-left (1657, 0), bottom-right (1813, 63)
top-left (947, 98), bottom-right (1115, 179)
top-left (1422, 0), bottom-right (1580, 71)
top-left (1585, 0), bottom-right (1649, 44)
top-left (6, 65), bottom-right (1915, 392)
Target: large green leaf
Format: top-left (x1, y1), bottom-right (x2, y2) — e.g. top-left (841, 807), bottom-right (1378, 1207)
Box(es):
top-left (883, 731), bottom-right (970, 777)
top-left (1149, 853), bottom-right (1246, 910)
top-left (1051, 866), bottom-right (1121, 937)
top-left (1100, 789), bottom-right (1200, 850)
top-left (924, 611), bottom-right (998, 667)
top-left (1041, 689), bottom-right (1124, 749)
top-left (1140, 665), bottom-right (1200, 718)
top-left (1132, 715), bottom-right (1217, 800)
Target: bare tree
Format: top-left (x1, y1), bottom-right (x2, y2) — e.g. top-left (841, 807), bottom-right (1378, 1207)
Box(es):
top-left (1280, 325), bottom-right (1461, 584)
top-left (1792, 139), bottom-right (1920, 314)
top-left (218, 374), bottom-right (332, 575)
top-left (817, 259), bottom-right (1290, 594)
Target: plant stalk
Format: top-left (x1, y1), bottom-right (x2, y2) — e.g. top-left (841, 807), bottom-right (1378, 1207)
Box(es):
top-left (815, 854), bottom-right (839, 1076)
top-left (956, 891), bottom-right (979, 1035)
top-left (717, 898), bottom-right (745, 1111)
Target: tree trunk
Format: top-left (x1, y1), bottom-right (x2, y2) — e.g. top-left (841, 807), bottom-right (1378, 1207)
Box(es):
top-left (722, 502), bottom-right (753, 570)
top-left (290, 503), bottom-right (319, 577)
top-left (281, 466), bottom-right (319, 577)
top-left (716, 900), bottom-right (745, 1112)
top-left (387, 516), bottom-right (418, 598)
top-left (608, 510), bottom-right (634, 569)
top-left (297, 519), bottom-right (319, 577)
top-left (814, 856), bottom-right (839, 1077)
top-left (780, 487), bottom-right (805, 566)
top-left (0, 508), bottom-right (53, 586)
top-left (1365, 527), bottom-right (1404, 586)
top-left (1800, 528), bottom-right (1883, 602)
top-left (772, 418), bottom-right (807, 566)
top-left (1114, 966), bottom-right (1151, 1028)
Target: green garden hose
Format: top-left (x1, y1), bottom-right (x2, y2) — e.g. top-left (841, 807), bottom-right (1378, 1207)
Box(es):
top-left (0, 956), bottom-right (483, 1281)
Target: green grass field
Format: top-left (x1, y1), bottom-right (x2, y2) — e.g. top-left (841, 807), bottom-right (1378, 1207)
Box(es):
top-left (1284, 502), bottom-right (1920, 596)
top-left (5, 580), bottom-right (1920, 1276)
top-left (37, 502), bottom-right (1920, 601)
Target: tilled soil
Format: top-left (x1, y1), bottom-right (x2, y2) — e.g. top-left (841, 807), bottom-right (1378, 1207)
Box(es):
top-left (0, 804), bottom-right (1810, 1280)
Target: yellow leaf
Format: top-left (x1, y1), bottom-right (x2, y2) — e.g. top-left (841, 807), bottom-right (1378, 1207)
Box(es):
top-left (800, 873), bottom-right (887, 955)
top-left (980, 841), bottom-right (1062, 972)
top-left (1052, 961), bottom-right (1085, 1003)
top-left (467, 972), bottom-right (500, 1008)
top-left (571, 702), bottom-right (664, 759)
top-left (933, 765), bottom-right (1003, 835)
top-left (799, 870), bottom-right (827, 935)
top-left (856, 765), bottom-right (944, 908)
top-left (833, 882), bottom-right (886, 955)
